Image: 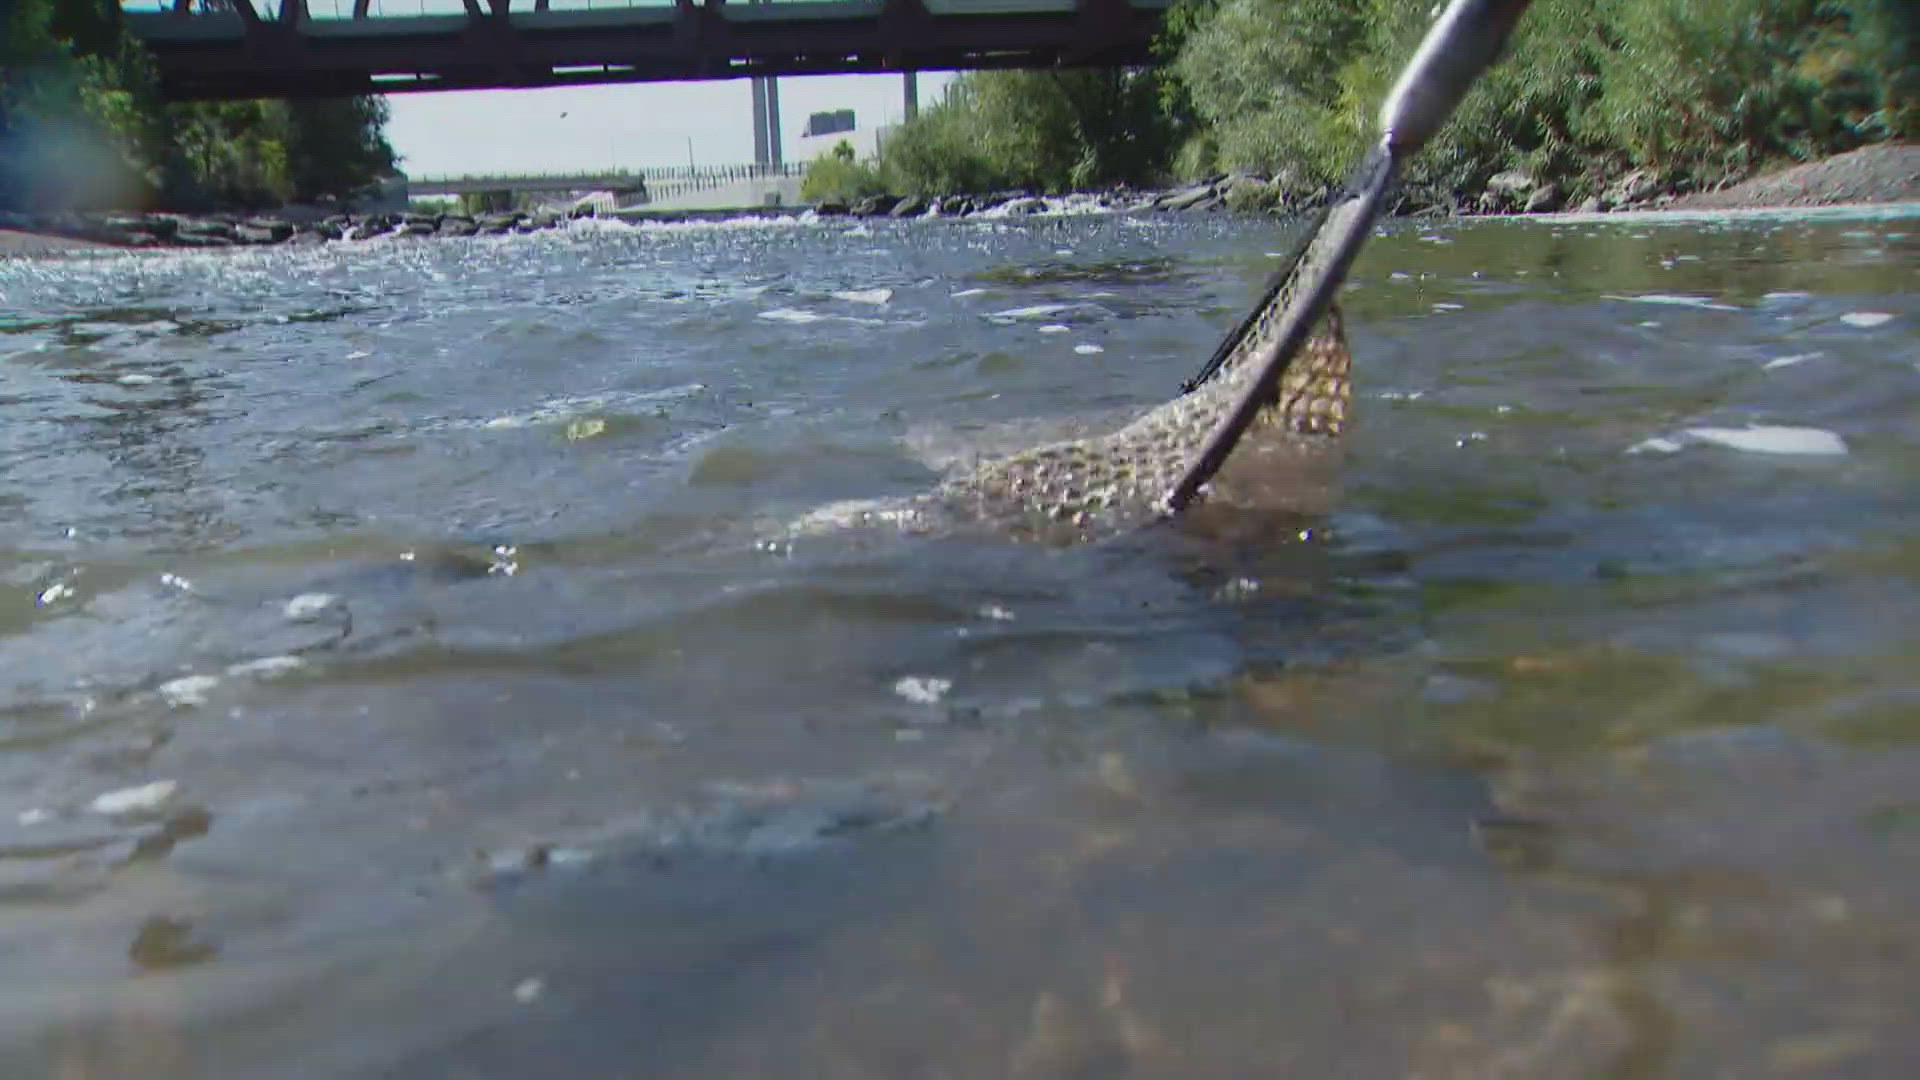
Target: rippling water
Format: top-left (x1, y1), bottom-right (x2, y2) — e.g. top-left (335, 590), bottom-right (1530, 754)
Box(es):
top-left (3, 205), bottom-right (1918, 1077)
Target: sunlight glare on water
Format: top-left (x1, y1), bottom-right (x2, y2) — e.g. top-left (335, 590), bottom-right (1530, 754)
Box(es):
top-left (1, 204), bottom-right (1918, 1077)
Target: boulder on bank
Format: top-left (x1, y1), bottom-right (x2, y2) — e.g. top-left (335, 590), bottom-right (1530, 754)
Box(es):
top-left (1601, 168), bottom-right (1661, 210)
top-left (1524, 182), bottom-right (1564, 213)
top-left (177, 219), bottom-right (236, 242)
top-left (889, 195), bottom-right (928, 218)
top-left (1155, 181), bottom-right (1219, 212)
top-left (244, 217), bottom-right (295, 242)
top-left (234, 224), bottom-right (285, 245)
top-left (851, 193), bottom-right (901, 216)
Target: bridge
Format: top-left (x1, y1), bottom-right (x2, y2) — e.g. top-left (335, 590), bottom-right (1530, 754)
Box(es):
top-left (120, 0), bottom-right (1172, 101)
top-left (406, 162), bottom-right (805, 202)
top-left (407, 171), bottom-right (650, 197)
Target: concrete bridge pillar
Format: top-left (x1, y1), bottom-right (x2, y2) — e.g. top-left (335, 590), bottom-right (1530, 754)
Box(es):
top-left (750, 77), bottom-right (769, 165)
top-left (904, 71), bottom-right (918, 120)
top-left (756, 77), bottom-right (771, 165)
top-left (750, 75), bottom-right (783, 167)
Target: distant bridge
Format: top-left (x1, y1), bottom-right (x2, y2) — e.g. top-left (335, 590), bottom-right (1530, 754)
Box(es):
top-left (120, 0), bottom-right (1171, 101)
top-left (408, 172), bottom-right (648, 197)
top-left (406, 162), bottom-right (804, 201)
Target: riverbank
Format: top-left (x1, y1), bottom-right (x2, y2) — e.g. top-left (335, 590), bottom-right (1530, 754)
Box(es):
top-left (0, 205), bottom-right (599, 255)
top-left (5, 144), bottom-right (1914, 257)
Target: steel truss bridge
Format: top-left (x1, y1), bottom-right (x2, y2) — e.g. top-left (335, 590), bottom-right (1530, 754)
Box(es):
top-left (121, 0), bottom-right (1172, 101)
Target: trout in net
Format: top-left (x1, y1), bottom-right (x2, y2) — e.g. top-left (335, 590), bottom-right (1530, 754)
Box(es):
top-left (787, 211), bottom-right (1355, 544)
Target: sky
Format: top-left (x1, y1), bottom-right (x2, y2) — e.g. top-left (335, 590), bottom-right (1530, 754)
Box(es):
top-left (383, 71), bottom-right (957, 178)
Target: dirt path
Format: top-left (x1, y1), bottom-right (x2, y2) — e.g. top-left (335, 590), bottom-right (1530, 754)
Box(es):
top-left (1667, 142), bottom-right (1920, 211)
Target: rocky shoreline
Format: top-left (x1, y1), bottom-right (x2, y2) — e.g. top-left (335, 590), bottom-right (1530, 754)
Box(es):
top-left (0, 204), bottom-right (605, 252)
top-left (0, 178), bottom-right (1680, 255)
top-left (6, 144), bottom-right (1914, 255)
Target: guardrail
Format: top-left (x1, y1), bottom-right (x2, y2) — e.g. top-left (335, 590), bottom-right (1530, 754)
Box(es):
top-left (408, 163), bottom-right (805, 188)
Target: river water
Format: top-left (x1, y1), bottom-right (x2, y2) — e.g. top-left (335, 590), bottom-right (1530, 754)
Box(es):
top-left (2, 204), bottom-right (1918, 1077)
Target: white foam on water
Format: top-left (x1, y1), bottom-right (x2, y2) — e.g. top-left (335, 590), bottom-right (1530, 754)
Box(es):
top-left (1686, 425), bottom-right (1848, 455)
top-left (467, 385), bottom-right (707, 431)
top-left (1038, 324), bottom-right (1071, 334)
top-left (989, 302), bottom-right (1080, 321)
top-left (227, 655), bottom-right (307, 679)
top-left (1839, 311), bottom-right (1894, 328)
top-left (284, 592), bottom-right (339, 620)
top-left (950, 288), bottom-right (989, 298)
top-left (831, 288), bottom-right (893, 306)
top-left (893, 676), bottom-right (952, 705)
top-left (1762, 352), bottom-right (1822, 370)
top-left (90, 780), bottom-right (177, 816)
top-left (758, 307), bottom-right (825, 324)
top-left (1632, 425), bottom-right (1847, 457)
top-left (1604, 293), bottom-right (1742, 311)
top-left (159, 675), bottom-right (221, 706)
top-left (1627, 436), bottom-right (1686, 455)
top-left (1074, 344), bottom-right (1104, 355)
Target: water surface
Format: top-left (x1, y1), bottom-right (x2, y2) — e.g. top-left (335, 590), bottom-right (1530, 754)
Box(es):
top-left (3, 205), bottom-right (1918, 1077)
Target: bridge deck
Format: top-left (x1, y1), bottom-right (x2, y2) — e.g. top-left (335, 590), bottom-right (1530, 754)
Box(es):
top-left (124, 0), bottom-right (1171, 100)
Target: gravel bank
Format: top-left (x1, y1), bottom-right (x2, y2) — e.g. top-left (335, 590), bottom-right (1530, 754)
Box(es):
top-left (1667, 142), bottom-right (1920, 211)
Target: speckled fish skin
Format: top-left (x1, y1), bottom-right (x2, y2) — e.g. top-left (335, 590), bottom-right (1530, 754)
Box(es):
top-left (789, 234), bottom-right (1356, 543)
top-left (924, 304), bottom-right (1351, 538)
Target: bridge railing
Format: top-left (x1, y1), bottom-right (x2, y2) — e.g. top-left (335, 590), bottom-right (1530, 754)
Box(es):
top-left (408, 162), bottom-right (805, 187)
top-left (121, 0), bottom-right (681, 17)
top-left (122, 0), bottom-right (1168, 98)
top-left (120, 0), bottom-right (1125, 19)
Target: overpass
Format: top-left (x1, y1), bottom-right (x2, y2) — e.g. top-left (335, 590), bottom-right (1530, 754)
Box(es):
top-left (406, 171), bottom-right (651, 197)
top-left (405, 162), bottom-right (805, 202)
top-left (120, 0), bottom-right (1171, 101)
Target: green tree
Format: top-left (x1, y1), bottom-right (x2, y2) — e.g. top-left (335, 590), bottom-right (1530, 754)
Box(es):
top-left (279, 96), bottom-right (398, 202)
top-left (868, 68), bottom-right (1177, 196)
top-left (3, 0), bottom-right (169, 209)
top-left (3, 0), bottom-right (397, 212)
top-left (799, 146), bottom-right (886, 202)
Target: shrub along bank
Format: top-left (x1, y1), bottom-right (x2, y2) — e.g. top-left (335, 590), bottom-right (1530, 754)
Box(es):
top-left (806, 0), bottom-right (1916, 213)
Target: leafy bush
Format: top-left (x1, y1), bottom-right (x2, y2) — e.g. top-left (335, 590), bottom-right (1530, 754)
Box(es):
top-left (3, 0), bottom-right (396, 212)
top-left (1163, 0), bottom-right (1915, 199)
top-left (833, 68), bottom-right (1177, 198)
top-left (800, 140), bottom-right (888, 202)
